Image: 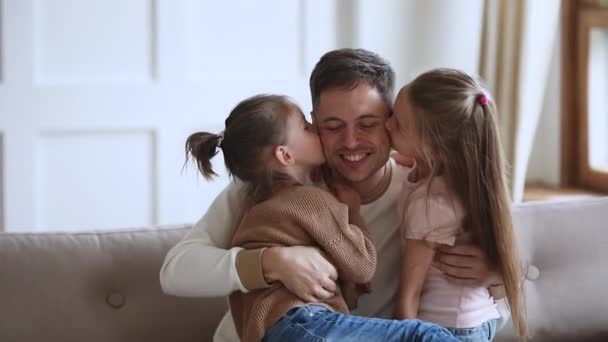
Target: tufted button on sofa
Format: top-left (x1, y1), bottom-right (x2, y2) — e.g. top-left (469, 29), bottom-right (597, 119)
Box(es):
top-left (106, 291), bottom-right (126, 309)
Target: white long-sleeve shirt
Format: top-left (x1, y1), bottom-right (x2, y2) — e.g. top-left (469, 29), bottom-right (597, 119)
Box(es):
top-left (159, 160), bottom-right (510, 341)
top-left (160, 178), bottom-right (249, 297)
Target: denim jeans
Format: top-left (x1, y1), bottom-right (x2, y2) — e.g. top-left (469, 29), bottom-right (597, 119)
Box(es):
top-left (447, 320), bottom-right (497, 342)
top-left (262, 305), bottom-right (459, 342)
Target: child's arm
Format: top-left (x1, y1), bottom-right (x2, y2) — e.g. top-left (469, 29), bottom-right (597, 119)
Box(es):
top-left (293, 187), bottom-right (377, 284)
top-left (396, 239), bottom-right (436, 319)
top-left (332, 184), bottom-right (373, 309)
top-left (325, 211), bottom-right (376, 284)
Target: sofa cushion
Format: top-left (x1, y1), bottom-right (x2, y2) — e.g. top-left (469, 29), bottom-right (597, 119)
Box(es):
top-left (496, 198), bottom-right (608, 341)
top-left (0, 225), bottom-right (226, 342)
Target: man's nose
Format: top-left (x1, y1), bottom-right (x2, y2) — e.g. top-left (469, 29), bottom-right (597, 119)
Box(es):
top-left (342, 127), bottom-right (359, 149)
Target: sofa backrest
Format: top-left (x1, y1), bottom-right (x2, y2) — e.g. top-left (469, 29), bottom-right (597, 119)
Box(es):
top-left (0, 225), bottom-right (226, 342)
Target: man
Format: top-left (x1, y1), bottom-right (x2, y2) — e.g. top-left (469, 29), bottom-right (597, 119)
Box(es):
top-left (160, 49), bottom-right (507, 341)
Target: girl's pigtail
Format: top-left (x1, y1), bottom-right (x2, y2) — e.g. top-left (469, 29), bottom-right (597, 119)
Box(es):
top-left (185, 132), bottom-right (222, 180)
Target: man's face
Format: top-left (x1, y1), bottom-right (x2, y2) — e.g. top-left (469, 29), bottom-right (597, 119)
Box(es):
top-left (312, 82), bottom-right (391, 184)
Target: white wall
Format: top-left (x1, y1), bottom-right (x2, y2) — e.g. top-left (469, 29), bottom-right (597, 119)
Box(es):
top-left (0, 0), bottom-right (337, 231)
top-left (0, 0), bottom-right (501, 231)
top-left (355, 0), bottom-right (484, 89)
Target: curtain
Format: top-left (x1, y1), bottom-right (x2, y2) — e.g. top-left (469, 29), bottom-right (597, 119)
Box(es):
top-left (480, 0), bottom-right (561, 202)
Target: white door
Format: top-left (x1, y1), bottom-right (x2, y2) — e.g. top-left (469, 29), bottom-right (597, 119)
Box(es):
top-left (0, 0), bottom-right (348, 231)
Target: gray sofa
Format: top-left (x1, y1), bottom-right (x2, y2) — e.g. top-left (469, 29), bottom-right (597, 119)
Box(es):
top-left (2, 198), bottom-right (608, 341)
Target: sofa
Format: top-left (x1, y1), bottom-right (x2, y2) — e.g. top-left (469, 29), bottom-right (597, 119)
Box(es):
top-left (1, 197), bottom-right (608, 341)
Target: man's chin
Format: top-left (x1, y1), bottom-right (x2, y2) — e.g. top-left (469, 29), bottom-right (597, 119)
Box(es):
top-left (331, 165), bottom-right (374, 184)
top-left (342, 174), bottom-right (371, 185)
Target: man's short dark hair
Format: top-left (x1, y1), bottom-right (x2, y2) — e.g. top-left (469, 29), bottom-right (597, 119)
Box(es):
top-left (309, 48), bottom-right (395, 110)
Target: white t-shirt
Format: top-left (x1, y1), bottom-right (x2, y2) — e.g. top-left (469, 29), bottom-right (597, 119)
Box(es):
top-left (159, 160), bottom-right (509, 342)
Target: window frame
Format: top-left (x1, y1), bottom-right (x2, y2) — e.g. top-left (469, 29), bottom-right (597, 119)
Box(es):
top-left (562, 0), bottom-right (608, 192)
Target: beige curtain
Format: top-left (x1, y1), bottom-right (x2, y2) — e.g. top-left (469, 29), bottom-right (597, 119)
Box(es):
top-left (480, 0), bottom-right (561, 202)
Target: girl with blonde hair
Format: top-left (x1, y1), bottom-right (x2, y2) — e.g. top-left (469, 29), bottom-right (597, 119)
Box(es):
top-left (387, 68), bottom-right (527, 342)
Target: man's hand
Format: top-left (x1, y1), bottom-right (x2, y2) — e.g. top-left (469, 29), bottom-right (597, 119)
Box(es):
top-left (262, 246), bottom-right (338, 302)
top-left (435, 244), bottom-right (503, 289)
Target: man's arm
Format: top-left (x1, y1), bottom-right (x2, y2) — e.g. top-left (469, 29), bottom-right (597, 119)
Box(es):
top-left (160, 180), bottom-right (249, 297)
top-left (160, 179), bottom-right (340, 301)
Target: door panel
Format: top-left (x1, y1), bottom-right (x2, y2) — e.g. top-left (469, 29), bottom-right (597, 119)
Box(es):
top-left (0, 0), bottom-right (341, 231)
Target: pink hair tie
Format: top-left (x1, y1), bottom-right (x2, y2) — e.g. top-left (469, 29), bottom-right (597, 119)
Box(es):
top-left (478, 93), bottom-right (488, 106)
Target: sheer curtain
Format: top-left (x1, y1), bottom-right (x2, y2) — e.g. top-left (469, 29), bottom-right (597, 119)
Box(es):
top-left (480, 0), bottom-right (561, 202)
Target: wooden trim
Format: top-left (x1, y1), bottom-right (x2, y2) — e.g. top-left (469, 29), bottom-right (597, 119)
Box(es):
top-left (576, 8), bottom-right (608, 192)
top-left (580, 0), bottom-right (608, 8)
top-left (586, 170), bottom-right (608, 191)
top-left (562, 1), bottom-right (608, 192)
top-left (561, 0), bottom-right (578, 186)
top-left (577, 9), bottom-right (590, 187)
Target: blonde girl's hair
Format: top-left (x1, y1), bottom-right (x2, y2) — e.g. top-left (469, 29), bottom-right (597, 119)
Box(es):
top-left (408, 68), bottom-right (527, 341)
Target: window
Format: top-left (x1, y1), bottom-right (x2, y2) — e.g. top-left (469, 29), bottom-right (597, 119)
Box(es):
top-left (562, 0), bottom-right (608, 192)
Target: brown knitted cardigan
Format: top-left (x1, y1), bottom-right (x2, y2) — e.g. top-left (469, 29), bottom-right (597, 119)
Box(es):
top-left (229, 185), bottom-right (377, 342)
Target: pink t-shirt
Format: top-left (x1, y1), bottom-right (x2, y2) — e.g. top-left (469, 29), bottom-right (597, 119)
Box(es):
top-left (399, 174), bottom-right (500, 329)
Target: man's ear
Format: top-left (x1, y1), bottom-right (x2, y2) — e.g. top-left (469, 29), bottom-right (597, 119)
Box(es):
top-left (274, 145), bottom-right (295, 166)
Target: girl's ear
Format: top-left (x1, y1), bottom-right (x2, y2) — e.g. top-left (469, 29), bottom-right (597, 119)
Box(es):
top-left (274, 145), bottom-right (295, 166)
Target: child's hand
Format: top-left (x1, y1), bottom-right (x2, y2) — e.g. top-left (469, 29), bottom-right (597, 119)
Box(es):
top-left (341, 281), bottom-right (371, 310)
top-left (334, 184), bottom-right (361, 211)
top-left (391, 151), bottom-right (422, 182)
top-left (356, 282), bottom-right (372, 294)
top-left (391, 151), bottom-right (416, 168)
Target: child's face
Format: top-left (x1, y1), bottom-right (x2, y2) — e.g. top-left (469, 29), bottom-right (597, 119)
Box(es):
top-left (386, 86), bottom-right (424, 160)
top-left (284, 104), bottom-right (326, 167)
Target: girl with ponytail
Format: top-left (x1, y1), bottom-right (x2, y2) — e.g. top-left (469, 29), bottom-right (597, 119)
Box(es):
top-left (387, 68), bottom-right (527, 341)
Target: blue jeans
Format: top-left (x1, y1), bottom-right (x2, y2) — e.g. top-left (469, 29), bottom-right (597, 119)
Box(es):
top-left (447, 320), bottom-right (497, 342)
top-left (262, 305), bottom-right (459, 341)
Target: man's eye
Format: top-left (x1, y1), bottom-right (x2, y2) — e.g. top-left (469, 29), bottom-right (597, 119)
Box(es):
top-left (360, 122), bottom-right (379, 129)
top-left (324, 125), bottom-right (342, 132)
